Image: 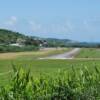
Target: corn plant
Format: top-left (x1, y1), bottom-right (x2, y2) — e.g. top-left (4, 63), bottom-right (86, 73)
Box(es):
top-left (0, 65), bottom-right (100, 100)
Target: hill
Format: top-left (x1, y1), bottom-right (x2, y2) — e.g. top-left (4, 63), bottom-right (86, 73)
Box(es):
top-left (0, 29), bottom-right (40, 52)
top-left (0, 29), bottom-right (100, 53)
top-left (0, 29), bottom-right (41, 46)
top-left (42, 38), bottom-right (72, 47)
top-left (0, 29), bottom-right (26, 44)
top-left (0, 29), bottom-right (77, 48)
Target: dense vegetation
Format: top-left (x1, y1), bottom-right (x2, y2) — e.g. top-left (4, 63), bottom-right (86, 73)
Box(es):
top-left (42, 38), bottom-right (71, 47)
top-left (0, 29), bottom-right (100, 53)
top-left (0, 29), bottom-right (40, 45)
top-left (0, 29), bottom-right (41, 52)
top-left (0, 29), bottom-right (25, 44)
top-left (36, 37), bottom-right (100, 48)
top-left (0, 48), bottom-right (100, 99)
top-left (0, 65), bottom-right (100, 100)
top-left (0, 59), bottom-right (100, 86)
top-left (0, 45), bottom-right (39, 53)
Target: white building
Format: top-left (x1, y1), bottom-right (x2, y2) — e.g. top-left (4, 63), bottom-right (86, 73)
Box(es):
top-left (9, 43), bottom-right (23, 47)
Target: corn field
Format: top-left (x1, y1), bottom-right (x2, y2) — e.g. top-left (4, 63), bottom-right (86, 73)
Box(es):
top-left (0, 66), bottom-right (100, 100)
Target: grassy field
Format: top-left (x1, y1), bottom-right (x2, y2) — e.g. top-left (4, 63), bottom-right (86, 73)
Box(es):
top-left (0, 48), bottom-right (69, 60)
top-left (1, 48), bottom-right (100, 99)
top-left (76, 48), bottom-right (100, 58)
top-left (1, 62), bottom-right (100, 99)
top-left (1, 48), bottom-right (100, 86)
top-left (0, 59), bottom-right (100, 86)
top-left (0, 48), bottom-right (70, 85)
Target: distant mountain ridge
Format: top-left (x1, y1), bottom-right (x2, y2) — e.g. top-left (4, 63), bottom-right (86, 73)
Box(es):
top-left (0, 29), bottom-right (100, 48)
top-left (0, 29), bottom-right (74, 46)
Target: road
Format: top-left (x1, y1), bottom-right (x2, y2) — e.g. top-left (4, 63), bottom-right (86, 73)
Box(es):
top-left (40, 48), bottom-right (80, 59)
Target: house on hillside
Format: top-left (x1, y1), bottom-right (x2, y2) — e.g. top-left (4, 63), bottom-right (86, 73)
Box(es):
top-left (39, 40), bottom-right (48, 48)
top-left (16, 38), bottom-right (26, 45)
top-left (9, 38), bottom-right (26, 47)
top-left (9, 43), bottom-right (23, 47)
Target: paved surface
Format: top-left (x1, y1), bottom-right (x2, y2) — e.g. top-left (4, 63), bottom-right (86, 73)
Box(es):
top-left (40, 48), bottom-right (81, 59)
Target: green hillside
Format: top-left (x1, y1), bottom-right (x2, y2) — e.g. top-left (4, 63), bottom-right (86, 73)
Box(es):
top-left (0, 29), bottom-right (26, 44)
top-left (0, 29), bottom-right (40, 52)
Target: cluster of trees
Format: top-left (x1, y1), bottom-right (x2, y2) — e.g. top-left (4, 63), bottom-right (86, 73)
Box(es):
top-left (62, 42), bottom-right (100, 48)
top-left (44, 38), bottom-right (100, 48)
top-left (0, 29), bottom-right (25, 44)
top-left (0, 29), bottom-right (41, 52)
top-left (41, 38), bottom-right (71, 47)
top-left (0, 45), bottom-right (39, 53)
top-left (0, 29), bottom-right (100, 52)
top-left (0, 29), bottom-right (41, 46)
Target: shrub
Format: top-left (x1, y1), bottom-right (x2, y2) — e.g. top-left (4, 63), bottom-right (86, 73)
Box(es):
top-left (0, 45), bottom-right (39, 53)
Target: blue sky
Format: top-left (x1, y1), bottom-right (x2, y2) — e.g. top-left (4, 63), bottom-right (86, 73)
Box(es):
top-left (0, 0), bottom-right (100, 42)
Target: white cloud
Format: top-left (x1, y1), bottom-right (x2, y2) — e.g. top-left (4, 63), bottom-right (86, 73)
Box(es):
top-left (29, 20), bottom-right (73, 34)
top-left (5, 16), bottom-right (17, 26)
top-left (29, 21), bottom-right (41, 32)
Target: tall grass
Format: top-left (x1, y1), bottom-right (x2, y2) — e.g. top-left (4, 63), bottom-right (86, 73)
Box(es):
top-left (0, 65), bottom-right (100, 100)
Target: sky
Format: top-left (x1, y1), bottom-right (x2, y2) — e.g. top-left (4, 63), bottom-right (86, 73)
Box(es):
top-left (0, 0), bottom-right (100, 42)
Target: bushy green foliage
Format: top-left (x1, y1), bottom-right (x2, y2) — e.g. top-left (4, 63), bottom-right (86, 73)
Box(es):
top-left (0, 45), bottom-right (39, 53)
top-left (0, 29), bottom-right (40, 52)
top-left (0, 29), bottom-right (25, 44)
top-left (0, 66), bottom-right (100, 100)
